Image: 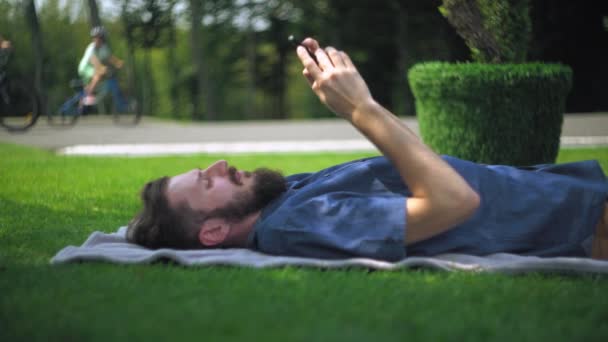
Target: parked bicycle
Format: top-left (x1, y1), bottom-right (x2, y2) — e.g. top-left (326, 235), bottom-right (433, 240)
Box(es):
top-left (47, 74), bottom-right (142, 127)
top-left (0, 43), bottom-right (41, 132)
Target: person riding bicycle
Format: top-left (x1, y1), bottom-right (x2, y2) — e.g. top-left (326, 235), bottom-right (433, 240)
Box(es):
top-left (0, 35), bottom-right (12, 72)
top-left (78, 26), bottom-right (123, 105)
top-left (0, 35), bottom-right (13, 90)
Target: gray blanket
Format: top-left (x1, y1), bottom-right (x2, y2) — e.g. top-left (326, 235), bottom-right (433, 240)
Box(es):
top-left (51, 227), bottom-right (608, 274)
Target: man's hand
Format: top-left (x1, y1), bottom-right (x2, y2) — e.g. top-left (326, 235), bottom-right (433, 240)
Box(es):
top-left (297, 38), bottom-right (372, 122)
top-left (295, 37), bottom-right (480, 245)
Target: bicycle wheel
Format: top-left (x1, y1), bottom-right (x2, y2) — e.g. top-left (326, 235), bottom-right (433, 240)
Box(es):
top-left (47, 92), bottom-right (81, 127)
top-left (0, 78), bottom-right (40, 132)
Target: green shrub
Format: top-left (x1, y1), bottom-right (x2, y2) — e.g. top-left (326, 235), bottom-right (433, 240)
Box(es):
top-left (408, 62), bottom-right (572, 165)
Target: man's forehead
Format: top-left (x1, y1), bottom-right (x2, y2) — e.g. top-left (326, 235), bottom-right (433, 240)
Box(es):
top-left (168, 169), bottom-right (193, 187)
top-left (165, 175), bottom-right (183, 207)
top-left (165, 168), bottom-right (205, 205)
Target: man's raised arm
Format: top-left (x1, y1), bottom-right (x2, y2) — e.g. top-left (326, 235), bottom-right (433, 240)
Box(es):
top-left (296, 38), bottom-right (480, 244)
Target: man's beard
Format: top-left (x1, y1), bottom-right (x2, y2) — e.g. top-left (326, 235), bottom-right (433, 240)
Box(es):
top-left (208, 168), bottom-right (287, 222)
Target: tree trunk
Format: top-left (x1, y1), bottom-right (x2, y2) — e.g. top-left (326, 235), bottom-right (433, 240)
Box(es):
top-left (167, 15), bottom-right (179, 118)
top-left (394, 1), bottom-right (413, 116)
top-left (276, 43), bottom-right (288, 119)
top-left (441, 0), bottom-right (502, 63)
top-left (269, 14), bottom-right (288, 119)
top-left (245, 2), bottom-right (257, 119)
top-left (87, 0), bottom-right (102, 28)
top-left (24, 0), bottom-right (45, 111)
top-left (120, 0), bottom-right (137, 109)
top-left (189, 0), bottom-right (202, 120)
top-left (142, 49), bottom-right (152, 115)
top-left (189, 0), bottom-right (216, 121)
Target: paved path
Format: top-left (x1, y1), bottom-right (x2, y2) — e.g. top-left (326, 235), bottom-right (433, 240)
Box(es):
top-left (1, 113), bottom-right (607, 155)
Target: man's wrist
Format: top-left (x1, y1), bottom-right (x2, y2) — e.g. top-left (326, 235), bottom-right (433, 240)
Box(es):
top-left (351, 98), bottom-right (380, 126)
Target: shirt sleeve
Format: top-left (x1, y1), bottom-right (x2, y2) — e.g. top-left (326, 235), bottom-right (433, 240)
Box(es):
top-left (268, 192), bottom-right (407, 261)
top-left (78, 43), bottom-right (95, 74)
top-left (94, 44), bottom-right (112, 63)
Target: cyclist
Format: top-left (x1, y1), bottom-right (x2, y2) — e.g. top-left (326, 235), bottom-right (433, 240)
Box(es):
top-left (78, 26), bottom-right (123, 104)
top-left (0, 35), bottom-right (12, 90)
top-left (0, 35), bottom-right (12, 71)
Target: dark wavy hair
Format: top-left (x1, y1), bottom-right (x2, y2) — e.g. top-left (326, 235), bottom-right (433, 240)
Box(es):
top-left (126, 176), bottom-right (207, 249)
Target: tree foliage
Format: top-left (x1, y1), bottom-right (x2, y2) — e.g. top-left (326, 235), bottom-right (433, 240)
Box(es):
top-left (0, 0), bottom-right (603, 120)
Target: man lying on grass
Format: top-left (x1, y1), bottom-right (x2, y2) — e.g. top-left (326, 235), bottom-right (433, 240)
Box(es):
top-left (127, 38), bottom-right (608, 261)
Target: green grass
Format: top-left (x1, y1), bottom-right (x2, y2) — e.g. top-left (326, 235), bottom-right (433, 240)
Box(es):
top-left (1, 143), bottom-right (607, 341)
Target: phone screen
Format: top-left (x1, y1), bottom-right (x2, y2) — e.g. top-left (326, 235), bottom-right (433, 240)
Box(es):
top-left (288, 35), bottom-right (318, 64)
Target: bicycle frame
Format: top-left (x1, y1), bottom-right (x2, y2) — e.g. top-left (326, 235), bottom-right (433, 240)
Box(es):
top-left (49, 73), bottom-right (141, 127)
top-left (58, 88), bottom-right (85, 116)
top-left (58, 76), bottom-right (128, 115)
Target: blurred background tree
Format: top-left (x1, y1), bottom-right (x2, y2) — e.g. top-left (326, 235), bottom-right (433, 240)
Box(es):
top-left (24, 0), bottom-right (45, 106)
top-left (0, 0), bottom-right (605, 121)
top-left (121, 0), bottom-right (176, 116)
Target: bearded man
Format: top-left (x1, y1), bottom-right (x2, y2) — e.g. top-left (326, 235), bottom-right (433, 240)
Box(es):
top-left (127, 38), bottom-right (608, 261)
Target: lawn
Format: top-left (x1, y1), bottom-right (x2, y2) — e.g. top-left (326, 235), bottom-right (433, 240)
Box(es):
top-left (1, 143), bottom-right (607, 341)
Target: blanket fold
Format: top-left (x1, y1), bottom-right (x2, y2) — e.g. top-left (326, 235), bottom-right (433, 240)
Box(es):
top-left (50, 227), bottom-right (608, 274)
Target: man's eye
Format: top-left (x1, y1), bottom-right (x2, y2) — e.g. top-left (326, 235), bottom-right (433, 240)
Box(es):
top-left (199, 176), bottom-right (211, 189)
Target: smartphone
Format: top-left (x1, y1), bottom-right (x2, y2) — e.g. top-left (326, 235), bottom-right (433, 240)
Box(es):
top-left (288, 35), bottom-right (318, 64)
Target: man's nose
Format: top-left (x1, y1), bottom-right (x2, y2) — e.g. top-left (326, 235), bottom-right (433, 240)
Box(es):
top-left (206, 160), bottom-right (228, 176)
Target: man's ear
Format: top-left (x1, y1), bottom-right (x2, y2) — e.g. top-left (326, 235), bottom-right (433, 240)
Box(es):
top-left (198, 218), bottom-right (231, 247)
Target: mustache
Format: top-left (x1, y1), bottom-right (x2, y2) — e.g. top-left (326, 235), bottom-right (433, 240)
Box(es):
top-left (228, 166), bottom-right (240, 185)
top-left (227, 165), bottom-right (254, 186)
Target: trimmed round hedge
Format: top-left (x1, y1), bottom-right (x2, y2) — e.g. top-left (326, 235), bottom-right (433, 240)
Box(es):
top-left (408, 62), bottom-right (572, 165)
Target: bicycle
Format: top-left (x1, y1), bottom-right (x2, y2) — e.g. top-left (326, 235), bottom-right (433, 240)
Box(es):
top-left (0, 50), bottom-right (41, 132)
top-left (48, 74), bottom-right (142, 127)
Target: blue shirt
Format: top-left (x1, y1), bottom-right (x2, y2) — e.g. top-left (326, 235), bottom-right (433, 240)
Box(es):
top-left (247, 156), bottom-right (608, 261)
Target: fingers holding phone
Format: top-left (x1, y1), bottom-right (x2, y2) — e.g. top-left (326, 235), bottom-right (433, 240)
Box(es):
top-left (291, 36), bottom-right (373, 121)
top-left (288, 35), bottom-right (318, 64)
top-left (293, 36), bottom-right (334, 72)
